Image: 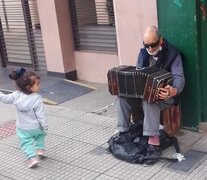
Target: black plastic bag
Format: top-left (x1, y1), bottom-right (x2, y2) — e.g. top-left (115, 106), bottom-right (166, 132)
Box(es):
top-left (108, 123), bottom-right (148, 164)
top-left (113, 123), bottom-right (143, 144)
top-left (108, 133), bottom-right (148, 164)
top-left (107, 124), bottom-right (179, 164)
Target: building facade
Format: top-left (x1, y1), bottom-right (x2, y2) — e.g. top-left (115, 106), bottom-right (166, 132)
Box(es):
top-left (3, 0), bottom-right (206, 130)
top-left (37, 0), bottom-right (157, 83)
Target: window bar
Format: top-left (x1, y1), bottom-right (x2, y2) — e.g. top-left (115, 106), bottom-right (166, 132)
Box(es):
top-left (0, 17), bottom-right (7, 67)
top-left (69, 0), bottom-right (80, 50)
top-left (21, 0), bottom-right (38, 70)
top-left (1, 0), bottom-right (9, 31)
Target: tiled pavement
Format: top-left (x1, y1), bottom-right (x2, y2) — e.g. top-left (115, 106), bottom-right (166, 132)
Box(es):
top-left (1, 74), bottom-right (207, 179)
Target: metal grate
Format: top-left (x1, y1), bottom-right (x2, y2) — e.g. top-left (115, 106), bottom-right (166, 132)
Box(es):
top-left (69, 0), bottom-right (117, 52)
top-left (168, 150), bottom-right (206, 172)
top-left (0, 0), bottom-right (47, 71)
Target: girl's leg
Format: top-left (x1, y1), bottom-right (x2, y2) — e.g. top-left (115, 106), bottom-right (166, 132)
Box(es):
top-left (34, 129), bottom-right (47, 150)
top-left (16, 128), bottom-right (36, 159)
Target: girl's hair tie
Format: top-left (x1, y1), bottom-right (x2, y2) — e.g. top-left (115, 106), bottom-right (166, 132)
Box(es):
top-left (9, 67), bottom-right (26, 80)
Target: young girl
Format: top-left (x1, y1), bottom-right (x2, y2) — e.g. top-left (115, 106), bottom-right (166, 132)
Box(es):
top-left (0, 68), bottom-right (48, 168)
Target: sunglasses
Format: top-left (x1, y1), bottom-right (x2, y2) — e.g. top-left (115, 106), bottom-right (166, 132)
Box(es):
top-left (143, 37), bottom-right (160, 48)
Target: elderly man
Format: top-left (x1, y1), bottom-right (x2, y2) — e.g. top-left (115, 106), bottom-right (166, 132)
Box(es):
top-left (116, 25), bottom-right (185, 165)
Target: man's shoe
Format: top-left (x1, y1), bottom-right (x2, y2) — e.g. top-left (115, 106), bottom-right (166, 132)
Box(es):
top-left (143, 145), bottom-right (161, 166)
top-left (28, 157), bottom-right (38, 168)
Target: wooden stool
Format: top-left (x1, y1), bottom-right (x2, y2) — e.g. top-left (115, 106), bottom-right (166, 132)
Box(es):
top-left (132, 104), bottom-right (181, 137)
top-left (161, 105), bottom-right (181, 136)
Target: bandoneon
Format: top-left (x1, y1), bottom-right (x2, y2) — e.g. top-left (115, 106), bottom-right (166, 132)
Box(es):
top-left (107, 65), bottom-right (173, 103)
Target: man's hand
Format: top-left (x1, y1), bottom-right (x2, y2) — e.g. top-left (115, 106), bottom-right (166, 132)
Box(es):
top-left (158, 85), bottom-right (177, 100)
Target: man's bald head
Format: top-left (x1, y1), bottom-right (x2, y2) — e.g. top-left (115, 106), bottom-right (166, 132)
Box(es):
top-left (143, 25), bottom-right (160, 43)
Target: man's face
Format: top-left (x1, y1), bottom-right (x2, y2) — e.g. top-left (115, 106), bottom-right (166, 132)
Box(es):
top-left (143, 35), bottom-right (162, 53)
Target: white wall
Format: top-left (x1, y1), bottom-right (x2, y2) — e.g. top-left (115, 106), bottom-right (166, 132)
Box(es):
top-left (114, 0), bottom-right (158, 66)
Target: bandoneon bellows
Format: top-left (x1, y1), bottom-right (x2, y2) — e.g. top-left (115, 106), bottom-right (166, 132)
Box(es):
top-left (107, 65), bottom-right (173, 103)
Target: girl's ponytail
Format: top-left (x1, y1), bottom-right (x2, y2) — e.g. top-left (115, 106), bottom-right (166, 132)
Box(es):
top-left (9, 68), bottom-right (26, 80)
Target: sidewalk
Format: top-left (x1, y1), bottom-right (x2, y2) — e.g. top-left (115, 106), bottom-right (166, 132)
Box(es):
top-left (1, 67), bottom-right (207, 179)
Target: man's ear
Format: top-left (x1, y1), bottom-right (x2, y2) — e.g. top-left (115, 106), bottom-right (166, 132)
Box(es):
top-left (160, 36), bottom-right (164, 45)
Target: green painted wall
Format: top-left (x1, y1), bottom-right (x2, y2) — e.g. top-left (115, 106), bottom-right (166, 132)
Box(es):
top-left (199, 1), bottom-right (207, 122)
top-left (157, 0), bottom-right (201, 129)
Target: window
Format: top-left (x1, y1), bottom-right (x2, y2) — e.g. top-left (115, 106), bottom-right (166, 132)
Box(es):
top-left (69, 0), bottom-right (117, 52)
